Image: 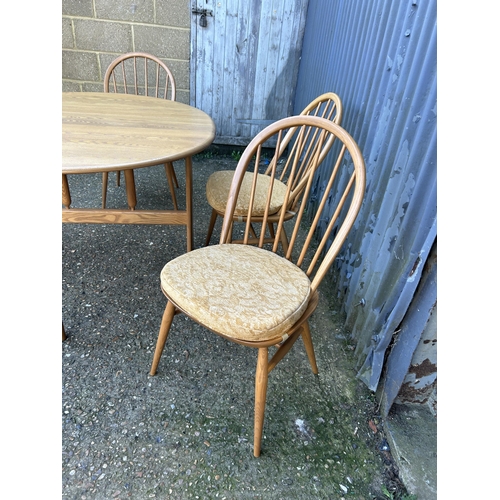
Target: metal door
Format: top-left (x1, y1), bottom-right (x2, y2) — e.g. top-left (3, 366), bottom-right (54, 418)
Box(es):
top-left (190, 0), bottom-right (309, 146)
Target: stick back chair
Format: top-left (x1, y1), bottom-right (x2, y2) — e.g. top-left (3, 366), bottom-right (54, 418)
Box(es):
top-left (204, 92), bottom-right (343, 248)
top-left (102, 52), bottom-right (179, 209)
top-left (149, 115), bottom-right (366, 457)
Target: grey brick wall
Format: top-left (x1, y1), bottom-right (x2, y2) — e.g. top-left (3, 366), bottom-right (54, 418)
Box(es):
top-left (62, 0), bottom-right (191, 103)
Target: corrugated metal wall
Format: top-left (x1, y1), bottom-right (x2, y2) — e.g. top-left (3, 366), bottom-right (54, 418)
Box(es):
top-left (294, 0), bottom-right (437, 394)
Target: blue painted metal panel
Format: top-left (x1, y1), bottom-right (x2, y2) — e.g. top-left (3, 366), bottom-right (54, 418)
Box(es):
top-left (294, 0), bottom-right (437, 393)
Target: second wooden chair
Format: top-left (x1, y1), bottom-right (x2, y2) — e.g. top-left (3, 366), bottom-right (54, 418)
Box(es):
top-left (204, 92), bottom-right (343, 248)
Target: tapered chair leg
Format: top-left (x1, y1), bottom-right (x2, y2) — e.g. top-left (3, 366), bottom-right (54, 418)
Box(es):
top-left (249, 223), bottom-right (258, 240)
top-left (301, 321), bottom-right (318, 374)
top-left (150, 301), bottom-right (176, 376)
top-left (102, 171), bottom-right (123, 207)
top-left (254, 347), bottom-right (269, 457)
top-left (171, 164), bottom-right (179, 188)
top-left (205, 209), bottom-right (219, 246)
top-left (267, 222), bottom-right (275, 239)
top-left (62, 174), bottom-right (71, 208)
top-left (164, 162), bottom-right (179, 210)
top-left (102, 172), bottom-right (109, 208)
top-left (62, 323), bottom-right (67, 342)
top-left (226, 221), bottom-right (234, 244)
top-left (279, 227), bottom-right (290, 255)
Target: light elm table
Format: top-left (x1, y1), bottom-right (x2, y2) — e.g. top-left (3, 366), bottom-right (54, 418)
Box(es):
top-left (62, 92), bottom-right (215, 252)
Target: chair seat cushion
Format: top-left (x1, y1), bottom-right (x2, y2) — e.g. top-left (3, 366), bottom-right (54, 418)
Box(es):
top-left (161, 244), bottom-right (311, 342)
top-left (206, 170), bottom-right (288, 216)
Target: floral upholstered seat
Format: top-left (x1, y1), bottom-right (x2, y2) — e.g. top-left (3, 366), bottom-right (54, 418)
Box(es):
top-left (161, 244), bottom-right (311, 342)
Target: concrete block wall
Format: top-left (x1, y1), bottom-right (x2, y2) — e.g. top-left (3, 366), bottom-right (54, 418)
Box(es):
top-left (62, 0), bottom-right (191, 104)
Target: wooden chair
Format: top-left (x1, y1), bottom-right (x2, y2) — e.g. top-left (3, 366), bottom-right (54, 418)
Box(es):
top-left (149, 115), bottom-right (366, 457)
top-left (102, 52), bottom-right (179, 209)
top-left (204, 92), bottom-right (343, 247)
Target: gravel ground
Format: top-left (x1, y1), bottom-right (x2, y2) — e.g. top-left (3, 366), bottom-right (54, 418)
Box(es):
top-left (62, 152), bottom-right (409, 499)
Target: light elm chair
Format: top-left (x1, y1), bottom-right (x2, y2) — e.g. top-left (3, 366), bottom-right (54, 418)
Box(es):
top-left (149, 115), bottom-right (366, 457)
top-left (204, 92), bottom-right (343, 248)
top-left (102, 52), bottom-right (179, 209)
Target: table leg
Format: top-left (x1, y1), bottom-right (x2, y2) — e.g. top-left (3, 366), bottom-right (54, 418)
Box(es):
top-left (185, 156), bottom-right (193, 252)
top-left (62, 174), bottom-right (71, 208)
top-left (124, 170), bottom-right (137, 210)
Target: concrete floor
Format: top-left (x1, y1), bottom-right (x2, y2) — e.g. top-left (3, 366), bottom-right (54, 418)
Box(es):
top-left (62, 152), bottom-right (436, 499)
top-left (384, 404), bottom-right (437, 499)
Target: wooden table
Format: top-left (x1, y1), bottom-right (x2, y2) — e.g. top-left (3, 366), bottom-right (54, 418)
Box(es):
top-left (62, 92), bottom-right (215, 251)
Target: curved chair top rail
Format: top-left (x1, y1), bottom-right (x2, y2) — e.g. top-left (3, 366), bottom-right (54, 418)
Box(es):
top-left (104, 52), bottom-right (176, 101)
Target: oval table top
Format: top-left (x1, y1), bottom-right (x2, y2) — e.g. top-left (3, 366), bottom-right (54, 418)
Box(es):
top-left (62, 92), bottom-right (216, 174)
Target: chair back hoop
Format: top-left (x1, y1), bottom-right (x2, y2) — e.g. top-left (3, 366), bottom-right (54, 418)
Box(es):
top-left (259, 92), bottom-right (343, 215)
top-left (220, 115), bottom-right (366, 293)
top-left (263, 92), bottom-right (343, 183)
top-left (103, 52), bottom-right (176, 101)
top-left (302, 91), bottom-right (343, 122)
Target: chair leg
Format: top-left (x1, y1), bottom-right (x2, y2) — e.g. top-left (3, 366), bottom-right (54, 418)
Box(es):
top-left (171, 163), bottom-right (179, 188)
top-left (164, 162), bottom-right (179, 210)
top-left (116, 170), bottom-right (121, 186)
top-left (150, 301), bottom-right (176, 376)
top-left (267, 222), bottom-right (275, 239)
top-left (62, 323), bottom-right (67, 342)
top-left (266, 223), bottom-right (289, 253)
top-left (279, 228), bottom-right (290, 255)
top-left (254, 347), bottom-right (269, 457)
top-left (62, 174), bottom-right (71, 208)
top-left (301, 321), bottom-right (318, 374)
top-left (226, 221), bottom-right (234, 243)
top-left (102, 172), bottom-right (109, 208)
top-left (249, 223), bottom-right (258, 240)
top-left (205, 209), bottom-right (219, 246)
